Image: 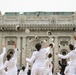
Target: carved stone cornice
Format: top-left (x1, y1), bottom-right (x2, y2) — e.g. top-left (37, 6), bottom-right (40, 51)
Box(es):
top-left (0, 24), bottom-right (75, 31)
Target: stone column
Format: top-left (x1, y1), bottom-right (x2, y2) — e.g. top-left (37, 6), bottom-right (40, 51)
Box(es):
top-left (71, 36), bottom-right (74, 45)
top-left (54, 36), bottom-right (59, 75)
top-left (17, 37), bottom-right (21, 66)
top-left (22, 36), bottom-right (27, 66)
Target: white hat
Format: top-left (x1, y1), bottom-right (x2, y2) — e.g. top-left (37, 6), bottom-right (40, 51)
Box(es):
top-left (49, 42), bottom-right (55, 48)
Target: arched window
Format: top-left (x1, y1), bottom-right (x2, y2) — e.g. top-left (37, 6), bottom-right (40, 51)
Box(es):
top-left (7, 49), bottom-right (14, 57)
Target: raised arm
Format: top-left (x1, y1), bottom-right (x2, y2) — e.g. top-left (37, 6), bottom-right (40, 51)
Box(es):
top-left (26, 52), bottom-right (37, 64)
top-left (13, 42), bottom-right (20, 60)
top-left (0, 61), bottom-right (8, 71)
top-left (45, 47), bottom-right (51, 54)
top-left (0, 47), bottom-right (6, 57)
top-left (25, 63), bottom-right (29, 73)
top-left (58, 52), bottom-right (72, 59)
top-left (0, 43), bottom-right (6, 58)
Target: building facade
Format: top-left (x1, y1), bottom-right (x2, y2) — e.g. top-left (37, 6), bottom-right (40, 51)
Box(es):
top-left (0, 11), bottom-right (76, 73)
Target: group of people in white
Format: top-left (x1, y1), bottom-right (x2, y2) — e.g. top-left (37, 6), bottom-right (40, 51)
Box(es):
top-left (0, 42), bottom-right (21, 75)
top-left (57, 43), bottom-right (76, 75)
top-left (0, 35), bottom-right (76, 75)
top-left (0, 42), bottom-right (54, 75)
top-left (26, 43), bottom-right (53, 75)
top-left (26, 36), bottom-right (76, 75)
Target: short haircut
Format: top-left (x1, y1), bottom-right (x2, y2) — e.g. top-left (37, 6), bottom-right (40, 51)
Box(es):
top-left (69, 44), bottom-right (74, 50)
top-left (35, 43), bottom-right (41, 51)
top-left (22, 66), bottom-right (25, 71)
top-left (7, 54), bottom-right (11, 61)
top-left (48, 53), bottom-right (52, 58)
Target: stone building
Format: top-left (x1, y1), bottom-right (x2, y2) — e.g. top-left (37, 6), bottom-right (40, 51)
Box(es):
top-left (0, 11), bottom-right (76, 73)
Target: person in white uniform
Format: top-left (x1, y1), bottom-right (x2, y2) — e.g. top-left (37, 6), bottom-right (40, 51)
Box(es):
top-left (0, 43), bottom-right (7, 75)
top-left (45, 43), bottom-right (54, 56)
top-left (64, 61), bottom-right (71, 75)
top-left (19, 63), bottom-right (29, 75)
top-left (44, 53), bottom-right (53, 75)
top-left (26, 43), bottom-right (47, 75)
top-left (0, 42), bottom-right (19, 75)
top-left (56, 44), bottom-right (76, 75)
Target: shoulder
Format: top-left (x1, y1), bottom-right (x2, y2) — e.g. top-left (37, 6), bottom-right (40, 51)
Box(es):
top-left (20, 70), bottom-right (23, 72)
top-left (69, 50), bottom-right (74, 55)
top-left (40, 48), bottom-right (47, 52)
top-left (4, 60), bottom-right (9, 65)
top-left (19, 70), bottom-right (23, 74)
top-left (33, 51), bottom-right (39, 55)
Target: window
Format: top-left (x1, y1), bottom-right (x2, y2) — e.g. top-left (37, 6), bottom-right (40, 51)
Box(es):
top-left (60, 41), bottom-right (68, 45)
top-left (8, 41), bottom-right (15, 45)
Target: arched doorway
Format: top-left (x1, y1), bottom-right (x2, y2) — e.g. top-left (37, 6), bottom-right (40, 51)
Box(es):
top-left (7, 49), bottom-right (14, 57)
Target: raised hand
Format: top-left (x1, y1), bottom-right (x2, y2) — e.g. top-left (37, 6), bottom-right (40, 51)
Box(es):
top-left (56, 52), bottom-right (58, 55)
top-left (26, 58), bottom-right (30, 62)
top-left (2, 42), bottom-right (5, 47)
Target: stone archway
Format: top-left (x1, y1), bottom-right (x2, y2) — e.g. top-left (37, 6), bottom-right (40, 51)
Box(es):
top-left (60, 49), bottom-right (68, 55)
top-left (7, 49), bottom-right (14, 57)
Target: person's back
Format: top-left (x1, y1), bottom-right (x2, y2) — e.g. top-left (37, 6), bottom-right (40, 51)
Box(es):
top-left (26, 43), bottom-right (47, 75)
top-left (19, 66), bottom-right (28, 75)
top-left (44, 53), bottom-right (53, 75)
top-left (57, 44), bottom-right (76, 75)
top-left (0, 54), bottom-right (17, 75)
top-left (6, 58), bottom-right (17, 70)
top-left (32, 48), bottom-right (46, 67)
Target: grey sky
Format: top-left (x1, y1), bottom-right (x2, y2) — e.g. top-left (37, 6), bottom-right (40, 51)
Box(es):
top-left (0, 0), bottom-right (76, 14)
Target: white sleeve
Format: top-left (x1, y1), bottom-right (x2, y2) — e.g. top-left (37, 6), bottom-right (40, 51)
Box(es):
top-left (44, 59), bottom-right (48, 67)
top-left (0, 61), bottom-right (8, 71)
top-left (49, 62), bottom-right (52, 71)
top-left (58, 52), bottom-right (72, 59)
top-left (0, 47), bottom-right (6, 57)
top-left (25, 63), bottom-right (29, 73)
top-left (45, 47), bottom-right (51, 54)
top-left (19, 70), bottom-right (22, 75)
top-left (14, 48), bottom-right (18, 57)
top-left (26, 52), bottom-right (37, 64)
top-left (64, 66), bottom-right (68, 75)
top-left (13, 48), bottom-right (19, 60)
